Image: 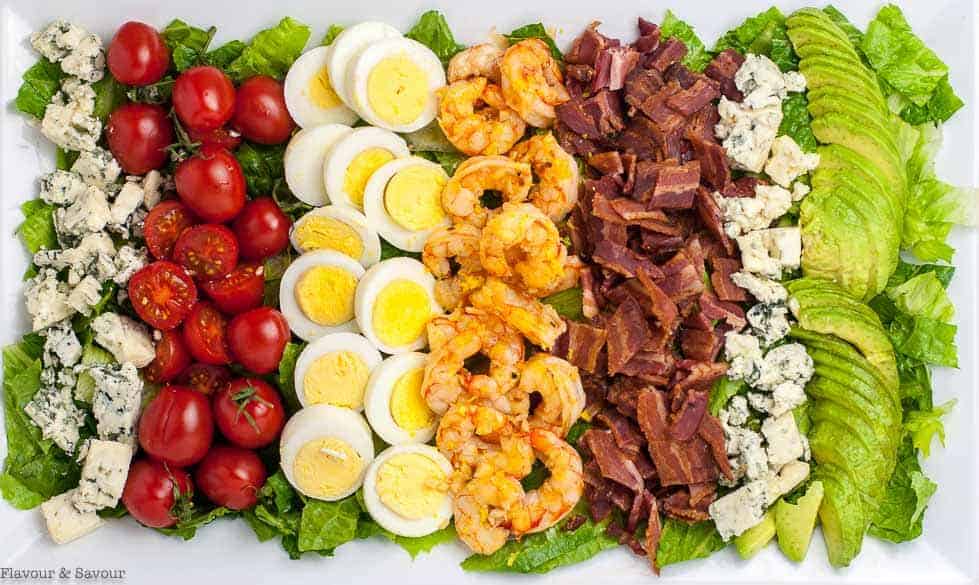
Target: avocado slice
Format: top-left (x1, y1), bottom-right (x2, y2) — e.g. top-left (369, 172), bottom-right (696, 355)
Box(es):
top-left (800, 192), bottom-right (879, 300)
top-left (787, 10), bottom-right (855, 48)
top-left (818, 186), bottom-right (899, 294)
top-left (809, 404), bottom-right (891, 487)
top-left (788, 26), bottom-right (858, 58)
top-left (815, 144), bottom-right (905, 211)
top-left (807, 87), bottom-right (891, 127)
top-left (775, 481), bottom-right (824, 562)
top-left (813, 464), bottom-right (870, 567)
top-left (804, 377), bottom-right (892, 446)
top-left (807, 96), bottom-right (900, 154)
top-left (735, 510), bottom-right (776, 559)
top-left (810, 114), bottom-right (903, 190)
top-left (798, 64), bottom-right (889, 114)
top-left (810, 419), bottom-right (891, 497)
top-left (799, 55), bottom-right (882, 96)
top-left (812, 155), bottom-right (903, 225)
top-left (793, 42), bottom-right (863, 68)
top-left (73, 343), bottom-right (114, 403)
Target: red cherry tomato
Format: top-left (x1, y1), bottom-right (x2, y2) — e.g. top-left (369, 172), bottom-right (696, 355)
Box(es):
top-left (172, 224), bottom-right (240, 280)
top-left (107, 21), bottom-right (170, 86)
top-left (145, 329), bottom-right (192, 383)
top-left (128, 261), bottom-right (198, 330)
top-left (172, 66), bottom-right (236, 132)
top-left (175, 146), bottom-right (246, 223)
top-left (106, 103), bottom-right (174, 174)
top-left (232, 76), bottom-right (295, 145)
top-left (195, 446), bottom-right (267, 510)
top-left (214, 378), bottom-right (285, 449)
top-left (144, 201), bottom-right (197, 260)
top-left (231, 198), bottom-right (291, 261)
top-left (227, 307), bottom-right (290, 375)
top-left (199, 262), bottom-right (265, 315)
top-left (182, 301), bottom-right (232, 365)
top-left (122, 459), bottom-right (193, 529)
top-left (177, 363), bottom-right (232, 396)
top-left (186, 125), bottom-right (242, 151)
top-left (139, 385), bottom-right (214, 467)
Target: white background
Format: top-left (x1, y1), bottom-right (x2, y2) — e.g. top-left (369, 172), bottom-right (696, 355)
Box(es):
top-left (1, 1), bottom-right (976, 583)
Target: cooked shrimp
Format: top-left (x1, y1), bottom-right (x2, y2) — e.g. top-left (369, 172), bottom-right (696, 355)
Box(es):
top-left (512, 428), bottom-right (583, 535)
top-left (509, 132), bottom-right (580, 221)
top-left (519, 354), bottom-right (586, 437)
top-left (437, 78), bottom-right (527, 157)
top-left (535, 255), bottom-right (583, 298)
top-left (500, 39), bottom-right (571, 128)
top-left (479, 203), bottom-right (567, 296)
top-left (454, 471), bottom-right (525, 554)
top-left (436, 402), bottom-right (510, 459)
top-left (422, 223), bottom-right (483, 279)
top-left (469, 277), bottom-right (566, 350)
top-left (422, 328), bottom-right (482, 414)
top-left (442, 155), bottom-right (533, 227)
top-left (448, 44), bottom-right (504, 83)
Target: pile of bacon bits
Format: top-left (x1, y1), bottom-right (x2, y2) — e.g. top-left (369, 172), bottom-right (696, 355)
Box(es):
top-left (549, 19), bottom-right (757, 571)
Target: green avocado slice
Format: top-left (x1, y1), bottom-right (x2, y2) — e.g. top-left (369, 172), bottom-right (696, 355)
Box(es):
top-left (735, 510), bottom-right (776, 559)
top-left (787, 10), bottom-right (854, 48)
top-left (799, 64), bottom-right (888, 114)
top-left (812, 463), bottom-right (870, 567)
top-left (812, 153), bottom-right (903, 225)
top-left (775, 481), bottom-right (825, 562)
top-left (810, 114), bottom-right (903, 189)
top-left (799, 55), bottom-right (883, 97)
top-left (800, 192), bottom-right (879, 300)
top-left (815, 144), bottom-right (905, 211)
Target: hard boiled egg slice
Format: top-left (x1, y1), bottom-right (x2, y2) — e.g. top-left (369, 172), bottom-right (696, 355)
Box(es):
top-left (324, 127), bottom-right (410, 212)
top-left (327, 22), bottom-right (402, 108)
top-left (347, 37), bottom-right (446, 133)
top-left (362, 444), bottom-right (453, 537)
top-left (363, 157), bottom-right (451, 253)
top-left (290, 205), bottom-right (381, 267)
top-left (284, 46), bottom-right (359, 128)
top-left (284, 124), bottom-right (351, 207)
top-left (294, 332), bottom-right (382, 411)
top-left (279, 250), bottom-right (365, 341)
top-left (364, 352), bottom-right (437, 445)
top-left (280, 404), bottom-right (374, 501)
top-left (355, 258), bottom-right (443, 354)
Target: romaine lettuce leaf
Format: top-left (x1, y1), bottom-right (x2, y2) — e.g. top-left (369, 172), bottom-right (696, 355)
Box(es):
top-left (161, 19), bottom-right (217, 72)
top-left (779, 93), bottom-right (817, 153)
top-left (298, 497), bottom-right (361, 553)
top-left (656, 519), bottom-right (726, 568)
top-left (660, 11), bottom-right (711, 72)
top-left (91, 75), bottom-right (126, 122)
top-left (405, 10), bottom-right (464, 67)
top-left (542, 287), bottom-right (583, 321)
top-left (158, 506), bottom-right (235, 540)
top-left (225, 17), bottom-right (311, 82)
top-left (886, 272), bottom-right (955, 323)
top-left (887, 313), bottom-right (957, 368)
top-left (713, 7), bottom-right (797, 72)
top-left (321, 25), bottom-right (344, 47)
top-left (505, 23), bottom-right (563, 62)
top-left (709, 376), bottom-right (746, 416)
top-left (15, 58), bottom-right (63, 119)
top-left (235, 141), bottom-right (286, 195)
top-left (204, 41), bottom-right (247, 70)
top-left (275, 341), bottom-right (304, 414)
top-left (18, 199), bottom-right (57, 254)
top-left (900, 77), bottom-right (964, 125)
top-left (904, 400), bottom-right (956, 457)
top-left (869, 437), bottom-right (937, 542)
top-left (356, 517), bottom-right (456, 558)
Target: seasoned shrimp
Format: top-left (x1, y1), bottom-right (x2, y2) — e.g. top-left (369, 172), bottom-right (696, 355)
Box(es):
top-left (436, 402), bottom-right (510, 459)
top-left (437, 78), bottom-right (527, 157)
top-left (479, 202), bottom-right (567, 296)
top-left (454, 471), bottom-right (525, 554)
top-left (422, 223), bottom-right (483, 278)
top-left (509, 132), bottom-right (580, 221)
top-left (519, 354), bottom-right (586, 437)
top-left (500, 39), bottom-right (571, 128)
top-left (469, 277), bottom-right (567, 350)
top-left (535, 254), bottom-right (583, 298)
top-left (442, 155), bottom-right (534, 227)
top-left (512, 428), bottom-right (583, 535)
top-left (422, 328), bottom-right (482, 414)
top-left (447, 44), bottom-right (504, 83)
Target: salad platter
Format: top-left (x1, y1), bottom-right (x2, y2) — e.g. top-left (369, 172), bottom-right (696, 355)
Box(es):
top-left (1, 0), bottom-right (976, 583)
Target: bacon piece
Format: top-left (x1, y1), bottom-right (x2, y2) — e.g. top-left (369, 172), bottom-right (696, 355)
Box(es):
top-left (698, 413), bottom-right (734, 480)
top-left (615, 114), bottom-right (659, 160)
top-left (646, 437), bottom-right (719, 487)
top-left (699, 291), bottom-right (747, 330)
top-left (657, 250), bottom-right (705, 302)
top-left (688, 134), bottom-right (731, 190)
top-left (606, 294), bottom-right (651, 374)
top-left (557, 320), bottom-right (607, 374)
top-left (554, 120), bottom-right (602, 157)
top-left (608, 377), bottom-right (646, 418)
top-left (634, 18), bottom-right (661, 54)
top-left (596, 409), bottom-right (645, 456)
top-left (649, 161), bottom-right (700, 209)
top-left (694, 187), bottom-right (734, 255)
top-left (669, 389), bottom-right (708, 441)
top-left (583, 429), bottom-right (644, 492)
top-left (722, 176), bottom-right (760, 198)
top-left (555, 99), bottom-right (601, 138)
top-left (674, 361), bottom-right (728, 393)
top-left (647, 37), bottom-right (688, 72)
top-left (704, 49), bottom-right (745, 101)
top-left (666, 78), bottom-right (720, 116)
top-left (593, 240), bottom-right (663, 279)
top-left (636, 389), bottom-right (671, 441)
top-left (584, 90), bottom-right (627, 135)
top-left (646, 499), bottom-right (663, 574)
top-left (710, 257), bottom-right (747, 301)
top-left (588, 151), bottom-right (624, 176)
top-left (566, 22), bottom-right (613, 65)
top-left (596, 46), bottom-right (640, 92)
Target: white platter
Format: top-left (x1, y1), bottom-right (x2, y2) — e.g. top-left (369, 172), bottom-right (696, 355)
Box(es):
top-left (1, 0), bottom-right (976, 583)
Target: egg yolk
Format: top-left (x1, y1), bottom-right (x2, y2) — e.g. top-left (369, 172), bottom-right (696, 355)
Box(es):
top-left (367, 54), bottom-right (428, 127)
top-left (344, 148), bottom-right (394, 209)
top-left (308, 66), bottom-right (343, 109)
top-left (294, 216), bottom-right (364, 260)
top-left (375, 453), bottom-right (448, 520)
top-left (296, 265), bottom-right (357, 326)
top-left (303, 351), bottom-right (370, 409)
top-left (384, 166), bottom-right (447, 231)
top-left (294, 438), bottom-right (365, 499)
top-left (372, 279), bottom-right (432, 347)
top-left (389, 368), bottom-right (434, 434)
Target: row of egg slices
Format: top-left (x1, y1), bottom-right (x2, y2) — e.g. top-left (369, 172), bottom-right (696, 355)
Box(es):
top-left (281, 405), bottom-right (453, 537)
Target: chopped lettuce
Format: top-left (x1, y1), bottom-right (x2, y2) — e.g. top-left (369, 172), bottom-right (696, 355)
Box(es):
top-left (91, 76), bottom-right (127, 122)
top-left (159, 507), bottom-right (235, 540)
top-left (321, 25), bottom-right (345, 46)
top-left (713, 7), bottom-right (797, 72)
top-left (656, 519), bottom-right (726, 568)
top-left (822, 6), bottom-right (864, 49)
top-left (405, 10), bottom-right (464, 67)
top-left (542, 287), bottom-right (583, 321)
top-left (887, 313), bottom-right (957, 368)
top-left (380, 239), bottom-right (421, 261)
top-left (126, 78), bottom-right (175, 105)
top-left (709, 377), bottom-right (746, 416)
top-left (869, 437), bottom-right (937, 542)
top-left (779, 93), bottom-right (817, 153)
top-left (660, 11), bottom-right (711, 72)
top-left (15, 58), bottom-right (63, 119)
top-left (505, 23), bottom-right (563, 62)
top-left (236, 141), bottom-right (286, 196)
top-left (18, 199), bottom-right (57, 254)
top-left (298, 497), bottom-right (361, 553)
top-left (204, 41), bottom-right (247, 70)
top-left (275, 341), bottom-right (304, 414)
top-left (886, 272), bottom-right (955, 323)
top-left (225, 17), bottom-right (311, 82)
top-left (160, 19), bottom-right (217, 71)
top-left (904, 400), bottom-right (956, 457)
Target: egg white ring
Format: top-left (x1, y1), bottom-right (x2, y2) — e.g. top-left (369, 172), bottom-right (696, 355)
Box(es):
top-left (284, 124), bottom-right (352, 207)
top-left (362, 157), bottom-right (451, 253)
top-left (362, 444), bottom-right (454, 537)
top-left (354, 257), bottom-right (444, 354)
top-left (280, 404), bottom-right (375, 502)
top-left (327, 22), bottom-right (403, 108)
top-left (323, 127), bottom-right (410, 212)
top-left (284, 46), bottom-right (360, 129)
top-left (279, 250), bottom-right (366, 342)
top-left (290, 205), bottom-right (382, 268)
top-left (363, 352), bottom-right (436, 445)
top-left (294, 332), bottom-right (383, 411)
top-left (346, 37), bottom-right (446, 133)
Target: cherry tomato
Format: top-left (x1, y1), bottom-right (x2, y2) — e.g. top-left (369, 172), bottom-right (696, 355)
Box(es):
top-left (186, 125), bottom-right (242, 151)
top-left (139, 385), bottom-right (214, 467)
top-left (122, 459), bottom-right (193, 529)
top-left (177, 363), bottom-right (232, 396)
top-left (214, 378), bottom-right (285, 449)
top-left (172, 66), bottom-right (236, 132)
top-left (199, 262), bottom-right (264, 315)
top-left (175, 146), bottom-right (246, 223)
top-left (106, 103), bottom-right (174, 174)
top-left (128, 261), bottom-right (197, 330)
top-left (172, 224), bottom-right (239, 280)
top-left (144, 201), bottom-right (197, 260)
top-left (107, 21), bottom-right (170, 86)
top-left (145, 329), bottom-right (192, 383)
top-left (195, 446), bottom-right (267, 510)
top-left (182, 301), bottom-right (232, 365)
top-left (231, 198), bottom-right (291, 261)
top-left (227, 307), bottom-right (290, 375)
top-left (232, 76), bottom-right (295, 145)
